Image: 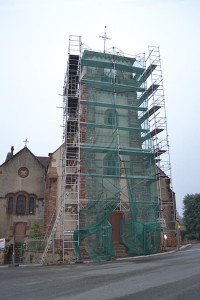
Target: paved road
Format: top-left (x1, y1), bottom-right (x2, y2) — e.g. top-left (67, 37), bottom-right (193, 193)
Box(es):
top-left (0, 244), bottom-right (200, 300)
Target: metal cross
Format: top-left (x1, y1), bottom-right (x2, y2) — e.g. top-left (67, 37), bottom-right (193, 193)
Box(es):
top-left (99, 25), bottom-right (111, 53)
top-left (23, 139), bottom-right (29, 147)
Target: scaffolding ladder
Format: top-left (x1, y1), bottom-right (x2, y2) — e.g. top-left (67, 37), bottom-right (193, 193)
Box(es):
top-left (40, 200), bottom-right (65, 264)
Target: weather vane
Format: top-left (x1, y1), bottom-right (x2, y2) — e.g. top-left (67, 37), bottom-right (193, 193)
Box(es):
top-left (99, 25), bottom-right (111, 53)
top-left (23, 138), bottom-right (29, 147)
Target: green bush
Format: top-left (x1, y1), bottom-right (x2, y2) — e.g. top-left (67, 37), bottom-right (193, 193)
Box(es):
top-left (30, 223), bottom-right (42, 238)
top-left (185, 233), bottom-right (197, 240)
top-left (28, 222), bottom-right (44, 251)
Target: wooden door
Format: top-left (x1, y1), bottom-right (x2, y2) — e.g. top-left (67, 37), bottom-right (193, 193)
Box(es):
top-left (14, 222), bottom-right (26, 243)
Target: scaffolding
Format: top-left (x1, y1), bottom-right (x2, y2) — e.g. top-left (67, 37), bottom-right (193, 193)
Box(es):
top-left (40, 36), bottom-right (82, 264)
top-left (42, 36), bottom-right (176, 263)
top-left (147, 46), bottom-right (176, 241)
top-left (61, 36), bottom-right (82, 260)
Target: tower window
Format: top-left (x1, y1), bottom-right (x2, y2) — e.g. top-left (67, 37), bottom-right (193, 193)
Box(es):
top-left (105, 109), bottom-right (118, 126)
top-left (104, 153), bottom-right (119, 176)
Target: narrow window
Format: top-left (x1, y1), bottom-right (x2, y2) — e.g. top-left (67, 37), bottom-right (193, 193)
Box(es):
top-left (29, 197), bottom-right (35, 214)
top-left (105, 109), bottom-right (118, 126)
top-left (16, 195), bottom-right (26, 214)
top-left (7, 197), bottom-right (13, 214)
top-left (104, 153), bottom-right (119, 176)
top-left (108, 111), bottom-right (114, 125)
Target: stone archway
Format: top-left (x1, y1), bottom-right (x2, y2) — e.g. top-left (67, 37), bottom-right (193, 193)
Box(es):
top-left (14, 222), bottom-right (26, 243)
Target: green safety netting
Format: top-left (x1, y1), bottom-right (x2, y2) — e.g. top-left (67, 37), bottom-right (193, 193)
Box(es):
top-left (121, 220), bottom-right (161, 255)
top-left (74, 221), bottom-right (115, 262)
top-left (74, 50), bottom-right (161, 261)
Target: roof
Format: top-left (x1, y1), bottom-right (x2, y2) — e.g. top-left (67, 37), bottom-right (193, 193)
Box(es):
top-left (36, 156), bottom-right (50, 168)
top-left (0, 147), bottom-right (49, 169)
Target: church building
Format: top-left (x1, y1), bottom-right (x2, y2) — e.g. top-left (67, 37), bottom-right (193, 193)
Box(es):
top-left (0, 146), bottom-right (49, 251)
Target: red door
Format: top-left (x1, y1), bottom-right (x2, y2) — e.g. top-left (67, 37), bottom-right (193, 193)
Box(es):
top-left (108, 211), bottom-right (122, 243)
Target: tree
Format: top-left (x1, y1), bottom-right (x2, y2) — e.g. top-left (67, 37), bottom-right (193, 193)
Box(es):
top-left (183, 193), bottom-right (200, 239)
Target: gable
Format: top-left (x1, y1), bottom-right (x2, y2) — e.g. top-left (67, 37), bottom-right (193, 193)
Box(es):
top-left (0, 147), bottom-right (49, 169)
top-left (0, 147), bottom-right (48, 198)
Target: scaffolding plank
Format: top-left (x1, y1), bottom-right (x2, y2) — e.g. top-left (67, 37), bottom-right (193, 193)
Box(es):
top-left (150, 128), bottom-right (164, 137)
top-left (138, 84), bottom-right (159, 106)
top-left (154, 149), bottom-right (166, 157)
top-left (80, 122), bottom-right (149, 132)
top-left (80, 145), bottom-right (154, 156)
top-left (82, 78), bottom-right (145, 93)
top-left (139, 105), bottom-right (161, 123)
top-left (80, 100), bottom-right (147, 112)
top-left (137, 64), bottom-right (157, 85)
top-left (141, 127), bottom-right (164, 142)
top-left (81, 173), bottom-right (155, 181)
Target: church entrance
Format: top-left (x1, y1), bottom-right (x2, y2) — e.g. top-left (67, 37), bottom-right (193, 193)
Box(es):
top-left (4, 222), bottom-right (26, 264)
top-left (108, 211), bottom-right (122, 243)
top-left (14, 222), bottom-right (26, 243)
top-left (14, 222), bottom-right (26, 263)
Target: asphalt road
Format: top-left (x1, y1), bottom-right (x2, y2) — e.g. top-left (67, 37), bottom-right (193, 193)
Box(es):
top-left (0, 244), bottom-right (200, 300)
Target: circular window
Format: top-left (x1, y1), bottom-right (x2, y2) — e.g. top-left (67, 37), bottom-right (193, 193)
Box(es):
top-left (18, 167), bottom-right (29, 178)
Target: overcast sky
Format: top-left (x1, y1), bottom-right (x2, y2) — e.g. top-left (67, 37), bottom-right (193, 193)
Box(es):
top-left (0, 0), bottom-right (199, 215)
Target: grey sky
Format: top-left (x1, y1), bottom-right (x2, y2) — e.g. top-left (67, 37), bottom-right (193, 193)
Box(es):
top-left (0, 0), bottom-right (199, 215)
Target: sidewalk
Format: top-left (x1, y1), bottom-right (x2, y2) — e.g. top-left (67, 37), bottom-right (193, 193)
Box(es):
top-left (116, 244), bottom-right (192, 262)
top-left (0, 244), bottom-right (192, 267)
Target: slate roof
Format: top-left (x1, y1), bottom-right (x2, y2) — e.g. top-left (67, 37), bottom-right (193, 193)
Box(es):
top-left (36, 156), bottom-right (50, 168)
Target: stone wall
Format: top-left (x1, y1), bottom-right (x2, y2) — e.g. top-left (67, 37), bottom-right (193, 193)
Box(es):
top-left (0, 250), bottom-right (5, 264)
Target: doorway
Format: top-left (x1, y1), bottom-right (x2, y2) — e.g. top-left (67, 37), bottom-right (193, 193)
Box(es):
top-left (108, 211), bottom-right (122, 243)
top-left (14, 222), bottom-right (26, 243)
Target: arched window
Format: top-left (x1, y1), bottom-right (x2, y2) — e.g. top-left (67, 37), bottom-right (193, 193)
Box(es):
top-left (104, 109), bottom-right (118, 126)
top-left (16, 195), bottom-right (26, 214)
top-left (6, 193), bottom-right (37, 215)
top-left (7, 197), bottom-right (13, 214)
top-left (104, 152), bottom-right (119, 176)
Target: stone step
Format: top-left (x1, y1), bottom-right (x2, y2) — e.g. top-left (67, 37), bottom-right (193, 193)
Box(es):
top-left (114, 243), bottom-right (128, 257)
